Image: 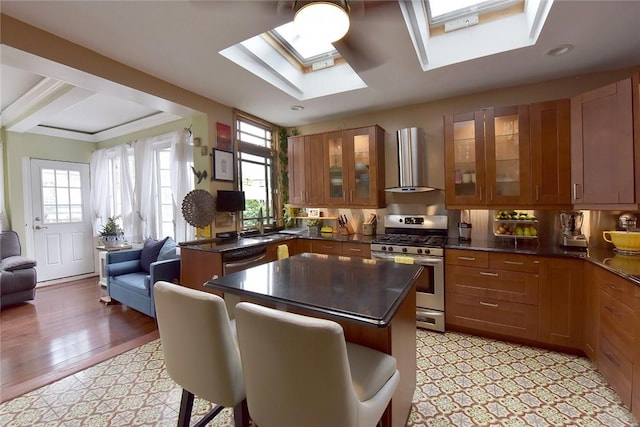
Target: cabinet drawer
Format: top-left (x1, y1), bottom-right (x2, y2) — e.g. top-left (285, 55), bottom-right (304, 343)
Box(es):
top-left (600, 290), bottom-right (636, 361)
top-left (445, 249), bottom-right (489, 268)
top-left (489, 252), bottom-right (540, 274)
top-left (596, 268), bottom-right (636, 309)
top-left (342, 242), bottom-right (371, 258)
top-left (310, 240), bottom-right (343, 255)
top-left (446, 265), bottom-right (539, 305)
top-left (446, 292), bottom-right (538, 341)
top-left (598, 334), bottom-right (633, 408)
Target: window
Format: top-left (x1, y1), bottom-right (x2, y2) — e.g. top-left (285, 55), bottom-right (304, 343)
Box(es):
top-left (235, 113), bottom-right (276, 230)
top-left (155, 148), bottom-right (174, 238)
top-left (269, 22), bottom-right (341, 68)
top-left (41, 168), bottom-right (83, 224)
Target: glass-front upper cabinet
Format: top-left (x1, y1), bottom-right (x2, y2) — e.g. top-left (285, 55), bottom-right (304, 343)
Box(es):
top-left (445, 106), bottom-right (530, 208)
top-left (324, 131), bottom-right (345, 204)
top-left (325, 126), bottom-right (385, 207)
top-left (485, 106), bottom-right (530, 206)
top-left (445, 111), bottom-right (486, 207)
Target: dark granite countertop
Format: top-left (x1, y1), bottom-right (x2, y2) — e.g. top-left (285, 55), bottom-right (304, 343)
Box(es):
top-left (179, 234), bottom-right (296, 253)
top-left (446, 238), bottom-right (640, 286)
top-left (205, 252), bottom-right (423, 327)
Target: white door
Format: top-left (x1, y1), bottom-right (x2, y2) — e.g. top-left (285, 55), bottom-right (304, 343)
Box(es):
top-left (30, 159), bottom-right (94, 282)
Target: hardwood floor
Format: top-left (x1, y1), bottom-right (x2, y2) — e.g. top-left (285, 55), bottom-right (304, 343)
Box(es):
top-left (0, 276), bottom-right (158, 402)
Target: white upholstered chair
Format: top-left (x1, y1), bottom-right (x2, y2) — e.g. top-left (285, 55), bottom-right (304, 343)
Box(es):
top-left (153, 281), bottom-right (247, 427)
top-left (234, 302), bottom-right (400, 427)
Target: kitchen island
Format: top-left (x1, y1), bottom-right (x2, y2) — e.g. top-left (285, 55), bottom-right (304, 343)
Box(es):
top-left (206, 252), bottom-right (421, 427)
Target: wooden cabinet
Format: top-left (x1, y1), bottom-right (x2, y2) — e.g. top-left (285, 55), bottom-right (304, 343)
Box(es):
top-left (445, 106), bottom-right (531, 208)
top-left (342, 241), bottom-right (371, 258)
top-left (530, 99), bottom-right (572, 207)
top-left (571, 75), bottom-right (639, 208)
top-left (310, 239), bottom-right (343, 255)
top-left (445, 249), bottom-right (540, 341)
top-left (594, 266), bottom-right (637, 409)
top-left (582, 262), bottom-right (599, 363)
top-left (289, 125), bottom-right (385, 208)
top-left (324, 125), bottom-right (386, 208)
top-left (288, 134), bottom-right (326, 206)
top-left (538, 257), bottom-right (584, 350)
top-left (305, 239), bottom-right (371, 258)
top-left (180, 246), bottom-right (223, 295)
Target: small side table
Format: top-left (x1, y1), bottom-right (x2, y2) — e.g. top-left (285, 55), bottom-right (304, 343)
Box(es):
top-left (96, 245), bottom-right (132, 287)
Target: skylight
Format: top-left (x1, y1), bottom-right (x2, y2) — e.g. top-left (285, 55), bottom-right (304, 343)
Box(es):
top-left (270, 22), bottom-right (340, 66)
top-left (219, 22), bottom-right (365, 101)
top-left (400, 0), bottom-right (554, 71)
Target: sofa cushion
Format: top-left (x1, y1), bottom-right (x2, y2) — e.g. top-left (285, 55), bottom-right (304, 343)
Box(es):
top-left (1, 231), bottom-right (22, 259)
top-left (106, 259), bottom-right (140, 277)
top-left (1, 255), bottom-right (37, 271)
top-left (157, 237), bottom-right (178, 261)
top-left (140, 237), bottom-right (168, 273)
top-left (111, 272), bottom-right (151, 296)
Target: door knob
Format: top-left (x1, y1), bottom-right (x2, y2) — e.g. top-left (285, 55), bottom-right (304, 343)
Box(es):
top-left (34, 225), bottom-right (48, 230)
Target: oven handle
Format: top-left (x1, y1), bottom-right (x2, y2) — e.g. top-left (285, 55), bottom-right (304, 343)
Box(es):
top-left (414, 258), bottom-right (444, 266)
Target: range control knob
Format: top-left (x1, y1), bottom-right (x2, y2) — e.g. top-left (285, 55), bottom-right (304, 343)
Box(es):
top-left (424, 249), bottom-right (431, 255)
top-left (402, 247), bottom-right (408, 253)
top-left (417, 248), bottom-right (423, 254)
top-left (381, 246), bottom-right (387, 251)
top-left (387, 246), bottom-right (394, 252)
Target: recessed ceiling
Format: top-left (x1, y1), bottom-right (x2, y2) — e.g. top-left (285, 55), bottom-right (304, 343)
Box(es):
top-left (1, 0), bottom-right (639, 134)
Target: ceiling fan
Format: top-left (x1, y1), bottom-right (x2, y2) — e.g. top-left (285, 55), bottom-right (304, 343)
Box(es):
top-left (272, 0), bottom-right (393, 72)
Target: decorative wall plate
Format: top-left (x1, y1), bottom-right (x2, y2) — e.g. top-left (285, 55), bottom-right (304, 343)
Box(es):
top-left (181, 189), bottom-right (215, 228)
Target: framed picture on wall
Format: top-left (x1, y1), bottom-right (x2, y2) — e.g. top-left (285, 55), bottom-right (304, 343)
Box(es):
top-left (213, 149), bottom-right (234, 182)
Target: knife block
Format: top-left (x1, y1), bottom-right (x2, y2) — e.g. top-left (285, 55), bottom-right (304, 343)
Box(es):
top-left (339, 223), bottom-right (355, 235)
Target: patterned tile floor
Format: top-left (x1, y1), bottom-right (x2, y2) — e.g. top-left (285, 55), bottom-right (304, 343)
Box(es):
top-left (1, 329), bottom-right (638, 426)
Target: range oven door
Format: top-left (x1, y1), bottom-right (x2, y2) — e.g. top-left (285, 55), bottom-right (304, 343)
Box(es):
top-left (370, 252), bottom-right (445, 332)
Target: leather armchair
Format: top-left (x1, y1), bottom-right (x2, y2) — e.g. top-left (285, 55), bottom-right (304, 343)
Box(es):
top-left (1, 231), bottom-right (37, 307)
top-left (105, 247), bottom-right (180, 318)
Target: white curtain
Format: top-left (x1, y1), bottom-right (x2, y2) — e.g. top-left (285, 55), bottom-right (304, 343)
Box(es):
top-left (133, 137), bottom-right (155, 241)
top-left (170, 129), bottom-right (194, 243)
top-left (115, 144), bottom-right (136, 241)
top-left (89, 148), bottom-right (110, 234)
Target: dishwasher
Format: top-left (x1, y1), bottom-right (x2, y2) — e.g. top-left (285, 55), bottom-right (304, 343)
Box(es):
top-left (221, 243), bottom-right (269, 275)
top-left (221, 243), bottom-right (269, 317)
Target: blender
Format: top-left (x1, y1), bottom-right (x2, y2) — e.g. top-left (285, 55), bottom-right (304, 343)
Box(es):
top-left (559, 211), bottom-right (588, 248)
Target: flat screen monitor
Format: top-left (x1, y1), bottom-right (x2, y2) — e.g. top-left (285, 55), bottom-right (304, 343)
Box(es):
top-left (216, 190), bottom-right (246, 212)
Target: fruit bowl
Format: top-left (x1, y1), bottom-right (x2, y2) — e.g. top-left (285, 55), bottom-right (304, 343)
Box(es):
top-left (494, 219), bottom-right (538, 239)
top-left (602, 231), bottom-right (640, 252)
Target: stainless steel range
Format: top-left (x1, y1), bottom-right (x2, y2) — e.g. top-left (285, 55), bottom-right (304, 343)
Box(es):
top-left (370, 214), bottom-right (447, 332)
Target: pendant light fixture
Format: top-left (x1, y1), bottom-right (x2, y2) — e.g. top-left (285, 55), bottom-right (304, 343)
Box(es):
top-left (293, 1), bottom-right (350, 43)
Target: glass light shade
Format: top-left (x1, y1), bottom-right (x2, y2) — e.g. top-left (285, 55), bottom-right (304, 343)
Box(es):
top-left (294, 2), bottom-right (350, 43)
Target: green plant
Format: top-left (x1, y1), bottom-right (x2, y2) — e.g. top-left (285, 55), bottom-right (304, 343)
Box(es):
top-left (100, 216), bottom-right (123, 235)
top-left (306, 218), bottom-right (320, 227)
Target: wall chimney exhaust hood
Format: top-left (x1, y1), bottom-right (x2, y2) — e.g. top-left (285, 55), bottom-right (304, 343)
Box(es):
top-left (386, 127), bottom-right (440, 193)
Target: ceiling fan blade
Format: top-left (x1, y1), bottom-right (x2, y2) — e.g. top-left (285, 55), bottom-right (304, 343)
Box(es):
top-left (333, 34), bottom-right (386, 72)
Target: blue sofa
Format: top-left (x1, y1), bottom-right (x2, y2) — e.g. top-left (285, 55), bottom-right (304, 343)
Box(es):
top-left (105, 241), bottom-right (180, 318)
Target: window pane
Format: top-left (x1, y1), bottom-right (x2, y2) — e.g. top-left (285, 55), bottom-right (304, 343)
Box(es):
top-left (56, 188), bottom-right (69, 205)
top-left (158, 150), bottom-right (170, 168)
top-left (42, 188), bottom-right (56, 205)
top-left (161, 223), bottom-right (173, 238)
top-left (161, 204), bottom-right (173, 221)
top-left (42, 169), bottom-right (55, 187)
top-left (57, 205), bottom-right (70, 222)
top-left (56, 170), bottom-right (68, 187)
top-left (70, 205), bottom-right (83, 221)
top-left (69, 188), bottom-right (82, 204)
top-left (43, 205), bottom-right (57, 223)
top-left (69, 171), bottom-right (81, 187)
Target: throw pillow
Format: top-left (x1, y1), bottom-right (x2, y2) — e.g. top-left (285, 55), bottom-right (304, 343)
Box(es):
top-left (140, 237), bottom-right (168, 273)
top-left (157, 237), bottom-right (178, 261)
